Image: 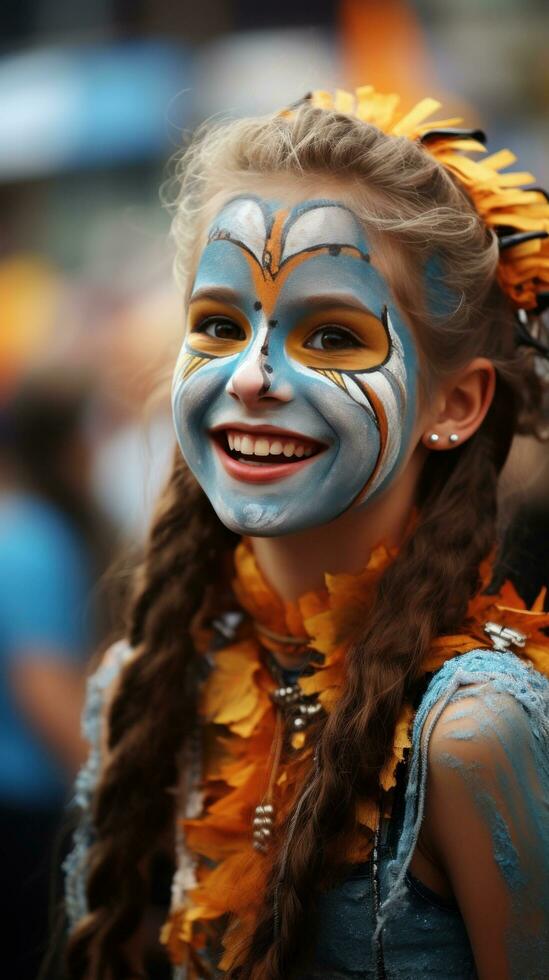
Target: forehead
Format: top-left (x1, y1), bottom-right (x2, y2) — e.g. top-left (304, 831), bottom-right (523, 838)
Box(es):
top-left (193, 194), bottom-right (401, 321)
top-left (206, 195), bottom-right (369, 266)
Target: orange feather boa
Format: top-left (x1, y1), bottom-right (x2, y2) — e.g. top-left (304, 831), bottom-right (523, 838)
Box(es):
top-left (161, 540), bottom-right (549, 974)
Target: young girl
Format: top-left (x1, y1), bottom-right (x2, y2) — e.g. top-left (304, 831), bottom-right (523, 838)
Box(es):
top-left (65, 87), bottom-right (549, 980)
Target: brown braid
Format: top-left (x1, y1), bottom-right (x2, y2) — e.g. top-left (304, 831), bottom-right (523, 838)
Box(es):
top-left (66, 453), bottom-right (235, 979)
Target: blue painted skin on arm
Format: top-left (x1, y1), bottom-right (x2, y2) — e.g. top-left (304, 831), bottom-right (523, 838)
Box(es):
top-left (434, 690), bottom-right (548, 973)
top-left (171, 195), bottom-right (419, 536)
top-left (362, 652), bottom-right (549, 980)
top-left (435, 749), bottom-right (528, 891)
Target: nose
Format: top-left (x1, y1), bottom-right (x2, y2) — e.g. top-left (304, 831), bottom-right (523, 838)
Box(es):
top-left (226, 355), bottom-right (267, 408)
top-left (226, 346), bottom-right (292, 409)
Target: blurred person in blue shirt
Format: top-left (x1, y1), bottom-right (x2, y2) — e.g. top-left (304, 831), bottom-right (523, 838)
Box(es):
top-left (0, 370), bottom-right (112, 980)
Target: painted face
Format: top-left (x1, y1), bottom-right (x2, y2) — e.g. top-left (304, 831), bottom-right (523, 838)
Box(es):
top-left (172, 195), bottom-right (419, 535)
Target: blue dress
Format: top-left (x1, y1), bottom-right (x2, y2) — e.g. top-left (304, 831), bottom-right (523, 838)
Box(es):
top-left (65, 646), bottom-right (549, 979)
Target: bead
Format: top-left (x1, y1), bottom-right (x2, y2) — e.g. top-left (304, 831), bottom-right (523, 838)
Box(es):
top-left (449, 433), bottom-right (459, 444)
top-left (428, 432), bottom-right (439, 444)
top-left (253, 799), bottom-right (275, 848)
top-left (272, 684), bottom-right (301, 707)
top-left (484, 621), bottom-right (526, 652)
top-left (293, 717), bottom-right (306, 730)
top-left (291, 731), bottom-right (306, 750)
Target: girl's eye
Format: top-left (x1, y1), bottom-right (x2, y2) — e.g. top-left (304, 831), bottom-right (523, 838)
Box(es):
top-left (305, 326), bottom-right (363, 351)
top-left (195, 317), bottom-right (246, 341)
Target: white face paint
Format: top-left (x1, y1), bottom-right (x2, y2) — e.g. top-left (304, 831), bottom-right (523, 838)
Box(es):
top-left (172, 195), bottom-right (419, 536)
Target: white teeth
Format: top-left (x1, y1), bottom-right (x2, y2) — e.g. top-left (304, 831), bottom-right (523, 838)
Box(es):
top-left (223, 431), bottom-right (319, 460)
top-left (255, 438), bottom-right (270, 456)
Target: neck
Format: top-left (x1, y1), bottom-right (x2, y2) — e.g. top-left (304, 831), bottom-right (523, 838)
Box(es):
top-left (250, 462), bottom-right (421, 602)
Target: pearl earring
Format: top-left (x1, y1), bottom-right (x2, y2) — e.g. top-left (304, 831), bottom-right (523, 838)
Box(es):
top-left (427, 433), bottom-right (440, 444)
top-left (449, 433), bottom-right (460, 444)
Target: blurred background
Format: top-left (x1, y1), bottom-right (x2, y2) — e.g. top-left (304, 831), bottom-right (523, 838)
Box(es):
top-left (0, 1), bottom-right (547, 977)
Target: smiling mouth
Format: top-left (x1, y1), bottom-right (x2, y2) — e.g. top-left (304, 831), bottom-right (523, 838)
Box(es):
top-left (210, 427), bottom-right (327, 483)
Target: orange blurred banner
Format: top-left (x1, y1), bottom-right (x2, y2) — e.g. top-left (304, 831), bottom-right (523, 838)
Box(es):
top-left (340, 0), bottom-right (437, 110)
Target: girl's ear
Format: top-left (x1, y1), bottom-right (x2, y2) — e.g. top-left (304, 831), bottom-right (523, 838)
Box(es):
top-left (421, 357), bottom-right (496, 450)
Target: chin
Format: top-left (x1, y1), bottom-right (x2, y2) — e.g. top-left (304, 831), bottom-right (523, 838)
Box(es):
top-left (209, 495), bottom-right (346, 538)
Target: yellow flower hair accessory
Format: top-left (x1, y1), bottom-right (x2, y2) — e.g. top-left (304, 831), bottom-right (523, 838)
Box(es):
top-left (282, 86), bottom-right (549, 315)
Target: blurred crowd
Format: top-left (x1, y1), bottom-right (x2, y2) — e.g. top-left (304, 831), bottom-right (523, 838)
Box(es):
top-left (0, 0), bottom-right (548, 976)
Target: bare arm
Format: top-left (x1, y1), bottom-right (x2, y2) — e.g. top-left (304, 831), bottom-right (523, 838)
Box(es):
top-left (10, 654), bottom-right (88, 775)
top-left (421, 688), bottom-right (548, 980)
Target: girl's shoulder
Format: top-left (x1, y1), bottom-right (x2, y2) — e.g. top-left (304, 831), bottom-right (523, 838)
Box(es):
top-left (416, 646), bottom-right (549, 747)
top-left (424, 644), bottom-right (548, 693)
top-left (378, 648), bottom-right (549, 950)
top-left (387, 648), bottom-right (548, 875)
top-left (416, 646), bottom-right (549, 803)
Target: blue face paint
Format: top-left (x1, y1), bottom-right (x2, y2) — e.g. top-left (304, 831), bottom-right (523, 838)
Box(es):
top-left (172, 195), bottom-right (420, 536)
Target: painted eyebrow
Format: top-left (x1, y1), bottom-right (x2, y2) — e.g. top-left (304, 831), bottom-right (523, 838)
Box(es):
top-left (189, 286), bottom-right (242, 305)
top-left (294, 292), bottom-right (378, 317)
top-left (188, 287), bottom-right (379, 319)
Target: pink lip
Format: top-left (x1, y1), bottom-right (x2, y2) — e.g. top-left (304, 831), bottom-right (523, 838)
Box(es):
top-left (211, 437), bottom-right (322, 484)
